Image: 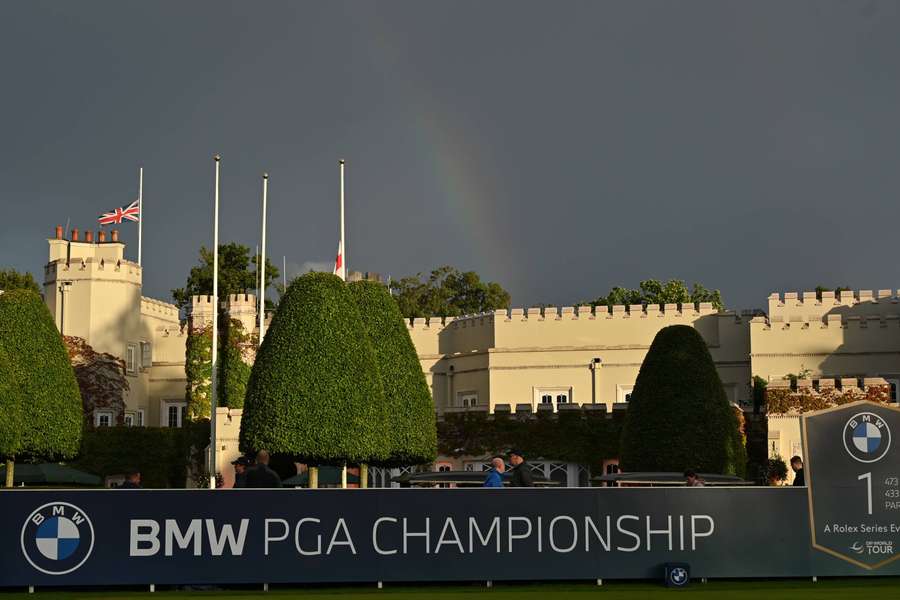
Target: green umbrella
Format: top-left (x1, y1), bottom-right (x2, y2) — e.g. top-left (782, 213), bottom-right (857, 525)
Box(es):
top-left (0, 463), bottom-right (102, 486)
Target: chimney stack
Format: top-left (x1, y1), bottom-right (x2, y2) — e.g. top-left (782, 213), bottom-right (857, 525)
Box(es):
top-left (111, 230), bottom-right (119, 242)
top-left (55, 225), bottom-right (63, 240)
top-left (71, 228), bottom-right (79, 242)
top-left (85, 230), bottom-right (93, 243)
top-left (98, 230), bottom-right (106, 243)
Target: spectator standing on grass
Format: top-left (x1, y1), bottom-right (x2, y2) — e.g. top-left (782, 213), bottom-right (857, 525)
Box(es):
top-left (119, 469), bottom-right (142, 489)
top-left (790, 456), bottom-right (805, 487)
top-left (231, 456), bottom-right (251, 488)
top-left (507, 449), bottom-right (534, 487)
top-left (245, 450), bottom-right (282, 488)
top-left (684, 469), bottom-right (705, 487)
top-left (483, 457), bottom-right (505, 487)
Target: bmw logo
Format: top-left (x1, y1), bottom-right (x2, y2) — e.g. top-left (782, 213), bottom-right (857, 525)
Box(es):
top-left (843, 412), bottom-right (891, 463)
top-left (670, 567), bottom-right (688, 585)
top-left (20, 502), bottom-right (94, 575)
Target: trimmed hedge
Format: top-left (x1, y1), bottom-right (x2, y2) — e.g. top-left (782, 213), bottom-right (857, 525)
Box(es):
top-left (438, 410), bottom-right (625, 472)
top-left (0, 290), bottom-right (82, 460)
top-left (0, 346), bottom-right (23, 457)
top-left (73, 422), bottom-right (209, 488)
top-left (240, 273), bottom-right (391, 464)
top-left (620, 325), bottom-right (746, 476)
top-left (349, 281), bottom-right (437, 466)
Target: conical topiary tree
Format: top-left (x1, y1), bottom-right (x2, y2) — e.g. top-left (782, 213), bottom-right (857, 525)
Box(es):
top-left (239, 273), bottom-right (390, 477)
top-left (620, 324), bottom-right (746, 477)
top-left (348, 280), bottom-right (437, 471)
top-left (0, 290), bottom-right (83, 485)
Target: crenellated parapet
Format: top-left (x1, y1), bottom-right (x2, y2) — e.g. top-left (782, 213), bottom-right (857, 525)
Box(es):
top-left (44, 255), bottom-right (142, 287)
top-left (768, 289), bottom-right (900, 323)
top-left (140, 296), bottom-right (180, 323)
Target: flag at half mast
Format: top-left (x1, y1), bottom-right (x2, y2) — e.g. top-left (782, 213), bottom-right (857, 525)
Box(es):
top-left (98, 200), bottom-right (140, 225)
top-left (333, 240), bottom-right (345, 281)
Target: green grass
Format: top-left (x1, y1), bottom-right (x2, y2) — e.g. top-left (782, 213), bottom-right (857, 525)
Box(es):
top-left (3, 579), bottom-right (898, 600)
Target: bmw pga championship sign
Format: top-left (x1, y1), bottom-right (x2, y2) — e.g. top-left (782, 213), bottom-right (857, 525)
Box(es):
top-left (803, 400), bottom-right (900, 570)
top-left (1, 401), bottom-right (900, 587)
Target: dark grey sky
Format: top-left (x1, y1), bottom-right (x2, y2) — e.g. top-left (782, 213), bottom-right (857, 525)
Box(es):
top-left (2, 1), bottom-right (900, 310)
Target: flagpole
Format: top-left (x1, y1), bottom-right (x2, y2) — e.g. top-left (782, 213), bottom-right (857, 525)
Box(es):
top-left (282, 256), bottom-right (286, 290)
top-left (138, 167), bottom-right (143, 266)
top-left (259, 173), bottom-right (268, 346)
top-left (340, 159), bottom-right (346, 279)
top-left (209, 155), bottom-right (221, 490)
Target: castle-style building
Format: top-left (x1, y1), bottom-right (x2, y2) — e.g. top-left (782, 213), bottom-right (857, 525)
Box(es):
top-left (42, 227), bottom-right (900, 486)
top-left (43, 226), bottom-right (186, 428)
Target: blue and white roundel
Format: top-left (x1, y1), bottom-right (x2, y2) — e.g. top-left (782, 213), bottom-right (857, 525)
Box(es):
top-left (35, 516), bottom-right (81, 560)
top-left (843, 412), bottom-right (891, 464)
top-left (852, 421), bottom-right (882, 454)
top-left (21, 502), bottom-right (94, 575)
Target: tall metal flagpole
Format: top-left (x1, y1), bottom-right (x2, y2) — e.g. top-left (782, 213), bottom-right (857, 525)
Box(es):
top-left (138, 167), bottom-right (143, 266)
top-left (259, 174), bottom-right (268, 346)
top-left (209, 155), bottom-right (221, 489)
top-left (339, 159), bottom-right (348, 490)
top-left (340, 159), bottom-right (346, 278)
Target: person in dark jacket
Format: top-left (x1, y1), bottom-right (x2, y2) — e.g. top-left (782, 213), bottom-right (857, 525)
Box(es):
top-left (231, 456), bottom-right (251, 488)
top-left (507, 449), bottom-right (534, 487)
top-left (790, 456), bottom-right (805, 486)
top-left (245, 450), bottom-right (282, 488)
top-left (119, 469), bottom-right (142, 489)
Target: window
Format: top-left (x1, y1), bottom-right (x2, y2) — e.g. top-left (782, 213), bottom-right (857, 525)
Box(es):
top-left (457, 391), bottom-right (478, 408)
top-left (95, 411), bottom-right (113, 427)
top-left (884, 378), bottom-right (900, 403)
top-left (535, 387), bottom-right (573, 410)
top-left (140, 342), bottom-right (152, 369)
top-left (137, 409), bottom-right (145, 427)
top-left (123, 413), bottom-right (135, 427)
top-left (163, 402), bottom-right (187, 428)
top-left (617, 384), bottom-right (634, 403)
top-left (125, 343), bottom-right (138, 376)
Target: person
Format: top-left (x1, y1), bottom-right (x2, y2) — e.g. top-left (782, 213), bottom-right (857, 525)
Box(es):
top-left (507, 449), bottom-right (534, 487)
top-left (119, 469), bottom-right (142, 489)
top-left (483, 457), bottom-right (505, 487)
top-left (245, 450), bottom-right (282, 488)
top-left (684, 469), bottom-right (705, 487)
top-left (790, 456), bottom-right (805, 487)
top-left (231, 456), bottom-right (251, 488)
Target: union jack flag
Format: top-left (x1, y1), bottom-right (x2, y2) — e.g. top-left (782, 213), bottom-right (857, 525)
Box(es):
top-left (98, 200), bottom-right (140, 225)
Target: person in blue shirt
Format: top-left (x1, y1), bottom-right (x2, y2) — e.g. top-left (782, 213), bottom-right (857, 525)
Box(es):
top-left (483, 457), bottom-right (506, 487)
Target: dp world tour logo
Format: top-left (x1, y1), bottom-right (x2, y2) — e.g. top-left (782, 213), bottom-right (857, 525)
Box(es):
top-left (843, 412), bottom-right (891, 463)
top-left (20, 502), bottom-right (94, 575)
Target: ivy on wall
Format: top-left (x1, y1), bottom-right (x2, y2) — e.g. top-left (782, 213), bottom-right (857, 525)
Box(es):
top-left (765, 383), bottom-right (891, 415)
top-left (64, 336), bottom-right (129, 426)
top-left (73, 422), bottom-right (209, 488)
top-left (186, 319), bottom-right (254, 418)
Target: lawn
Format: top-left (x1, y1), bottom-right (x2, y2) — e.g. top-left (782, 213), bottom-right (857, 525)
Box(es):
top-left (2, 579), bottom-right (898, 600)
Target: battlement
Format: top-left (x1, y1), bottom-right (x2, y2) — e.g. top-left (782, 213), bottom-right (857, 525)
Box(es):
top-left (406, 303), bottom-right (723, 330)
top-left (140, 296), bottom-right (180, 322)
top-left (752, 313), bottom-right (900, 330)
top-left (43, 255), bottom-right (142, 285)
top-left (768, 289), bottom-right (900, 322)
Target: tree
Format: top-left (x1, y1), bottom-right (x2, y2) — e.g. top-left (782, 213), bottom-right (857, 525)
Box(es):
top-left (0, 290), bottom-right (82, 486)
top-left (64, 336), bottom-right (129, 426)
top-left (348, 280), bottom-right (437, 467)
top-left (0, 268), bottom-right (41, 294)
top-left (0, 346), bottom-right (24, 487)
top-left (171, 243), bottom-right (280, 314)
top-left (620, 325), bottom-right (746, 476)
top-left (390, 266), bottom-right (511, 318)
top-left (815, 285), bottom-right (850, 300)
top-left (240, 273), bottom-right (390, 472)
top-left (588, 279), bottom-right (724, 310)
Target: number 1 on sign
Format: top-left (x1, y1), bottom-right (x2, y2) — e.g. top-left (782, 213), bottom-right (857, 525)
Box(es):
top-left (859, 472), bottom-right (872, 515)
